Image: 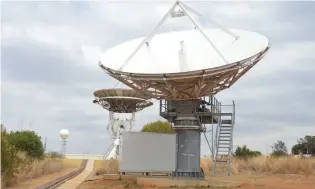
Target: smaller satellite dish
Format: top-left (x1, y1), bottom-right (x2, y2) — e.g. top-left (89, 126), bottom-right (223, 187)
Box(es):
top-left (60, 129), bottom-right (69, 140)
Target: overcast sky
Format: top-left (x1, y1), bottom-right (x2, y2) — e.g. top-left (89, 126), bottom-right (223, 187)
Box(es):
top-left (1, 0), bottom-right (314, 156)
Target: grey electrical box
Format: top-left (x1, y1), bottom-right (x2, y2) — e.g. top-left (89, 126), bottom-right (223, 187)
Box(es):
top-left (120, 131), bottom-right (176, 173)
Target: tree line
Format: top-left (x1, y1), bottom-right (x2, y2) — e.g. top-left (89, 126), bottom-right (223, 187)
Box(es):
top-left (140, 121), bottom-right (315, 157)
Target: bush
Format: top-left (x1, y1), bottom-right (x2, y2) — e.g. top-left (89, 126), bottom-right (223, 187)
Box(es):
top-left (1, 125), bottom-right (69, 187)
top-left (234, 145), bottom-right (262, 159)
top-left (141, 121), bottom-right (174, 133)
top-left (6, 130), bottom-right (45, 159)
top-left (1, 125), bottom-right (24, 186)
top-left (1, 131), bottom-right (22, 182)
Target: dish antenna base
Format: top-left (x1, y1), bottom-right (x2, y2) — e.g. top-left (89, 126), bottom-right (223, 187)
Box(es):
top-left (172, 129), bottom-right (204, 179)
top-left (160, 95), bottom-right (235, 178)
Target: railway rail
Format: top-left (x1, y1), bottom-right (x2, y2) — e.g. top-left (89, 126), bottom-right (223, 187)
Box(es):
top-left (34, 159), bottom-right (88, 189)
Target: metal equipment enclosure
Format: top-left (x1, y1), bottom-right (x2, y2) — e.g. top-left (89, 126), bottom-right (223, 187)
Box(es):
top-left (120, 131), bottom-right (176, 173)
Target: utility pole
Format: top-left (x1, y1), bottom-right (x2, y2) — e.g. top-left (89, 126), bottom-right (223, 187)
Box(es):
top-left (28, 119), bottom-right (34, 131)
top-left (18, 118), bottom-right (24, 131)
top-left (44, 136), bottom-right (47, 153)
top-left (266, 143), bottom-right (268, 155)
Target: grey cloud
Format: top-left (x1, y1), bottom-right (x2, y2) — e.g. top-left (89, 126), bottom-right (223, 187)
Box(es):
top-left (1, 40), bottom-right (106, 85)
top-left (196, 1), bottom-right (315, 43)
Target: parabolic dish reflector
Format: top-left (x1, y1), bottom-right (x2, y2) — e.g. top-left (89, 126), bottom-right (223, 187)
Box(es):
top-left (100, 29), bottom-right (269, 74)
top-left (93, 88), bottom-right (153, 113)
top-left (99, 1), bottom-right (270, 100)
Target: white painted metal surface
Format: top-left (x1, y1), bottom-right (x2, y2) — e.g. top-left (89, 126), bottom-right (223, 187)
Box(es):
top-left (100, 29), bottom-right (269, 74)
top-left (104, 138), bottom-right (120, 160)
top-left (120, 131), bottom-right (176, 173)
top-left (60, 129), bottom-right (69, 139)
top-left (108, 111), bottom-right (135, 139)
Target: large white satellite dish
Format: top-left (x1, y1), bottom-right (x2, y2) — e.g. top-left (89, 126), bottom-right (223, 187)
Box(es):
top-left (97, 0), bottom-right (272, 178)
top-left (93, 88), bottom-right (152, 159)
top-left (93, 88), bottom-right (152, 113)
top-left (100, 29), bottom-right (269, 74)
top-left (99, 1), bottom-right (270, 101)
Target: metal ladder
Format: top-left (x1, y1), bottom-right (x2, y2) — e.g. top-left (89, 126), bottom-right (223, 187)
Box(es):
top-left (213, 101), bottom-right (235, 176)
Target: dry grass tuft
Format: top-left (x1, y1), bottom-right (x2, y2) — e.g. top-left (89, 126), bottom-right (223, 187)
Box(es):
top-left (13, 158), bottom-right (63, 183)
top-left (61, 159), bottom-right (83, 168)
top-left (95, 159), bottom-right (119, 175)
top-left (3, 157), bottom-right (82, 187)
top-left (92, 156), bottom-right (315, 177)
top-left (201, 156), bottom-right (315, 176)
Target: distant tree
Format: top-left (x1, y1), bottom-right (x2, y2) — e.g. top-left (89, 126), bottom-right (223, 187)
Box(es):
top-left (298, 135), bottom-right (315, 155)
top-left (291, 135), bottom-right (315, 155)
top-left (46, 151), bottom-right (63, 159)
top-left (251, 151), bottom-right (262, 156)
top-left (141, 121), bottom-right (174, 133)
top-left (6, 130), bottom-right (45, 159)
top-left (271, 140), bottom-right (288, 156)
top-left (291, 143), bottom-right (307, 155)
top-left (234, 145), bottom-right (262, 159)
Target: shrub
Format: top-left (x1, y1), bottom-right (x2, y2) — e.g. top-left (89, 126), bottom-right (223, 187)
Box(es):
top-left (1, 125), bottom-right (65, 187)
top-left (1, 132), bottom-right (23, 183)
top-left (234, 145), bottom-right (262, 159)
top-left (6, 130), bottom-right (45, 159)
top-left (141, 121), bottom-right (174, 133)
top-left (1, 125), bottom-right (24, 186)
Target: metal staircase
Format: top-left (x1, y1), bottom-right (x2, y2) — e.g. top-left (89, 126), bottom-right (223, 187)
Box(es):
top-left (213, 101), bottom-right (235, 176)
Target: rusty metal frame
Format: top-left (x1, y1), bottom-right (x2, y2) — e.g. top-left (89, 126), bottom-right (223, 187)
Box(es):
top-left (99, 46), bottom-right (270, 100)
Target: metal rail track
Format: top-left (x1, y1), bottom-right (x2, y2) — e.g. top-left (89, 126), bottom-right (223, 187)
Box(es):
top-left (35, 159), bottom-right (88, 189)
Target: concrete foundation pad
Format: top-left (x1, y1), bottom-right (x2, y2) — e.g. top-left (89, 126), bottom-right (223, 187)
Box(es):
top-left (91, 174), bottom-right (138, 181)
top-left (137, 177), bottom-right (242, 188)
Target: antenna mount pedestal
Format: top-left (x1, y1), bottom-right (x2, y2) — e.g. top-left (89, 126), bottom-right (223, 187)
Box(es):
top-left (160, 99), bottom-right (209, 178)
top-left (160, 96), bottom-right (235, 177)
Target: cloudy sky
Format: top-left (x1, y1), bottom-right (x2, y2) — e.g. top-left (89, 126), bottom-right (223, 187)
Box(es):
top-left (1, 0), bottom-right (314, 156)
